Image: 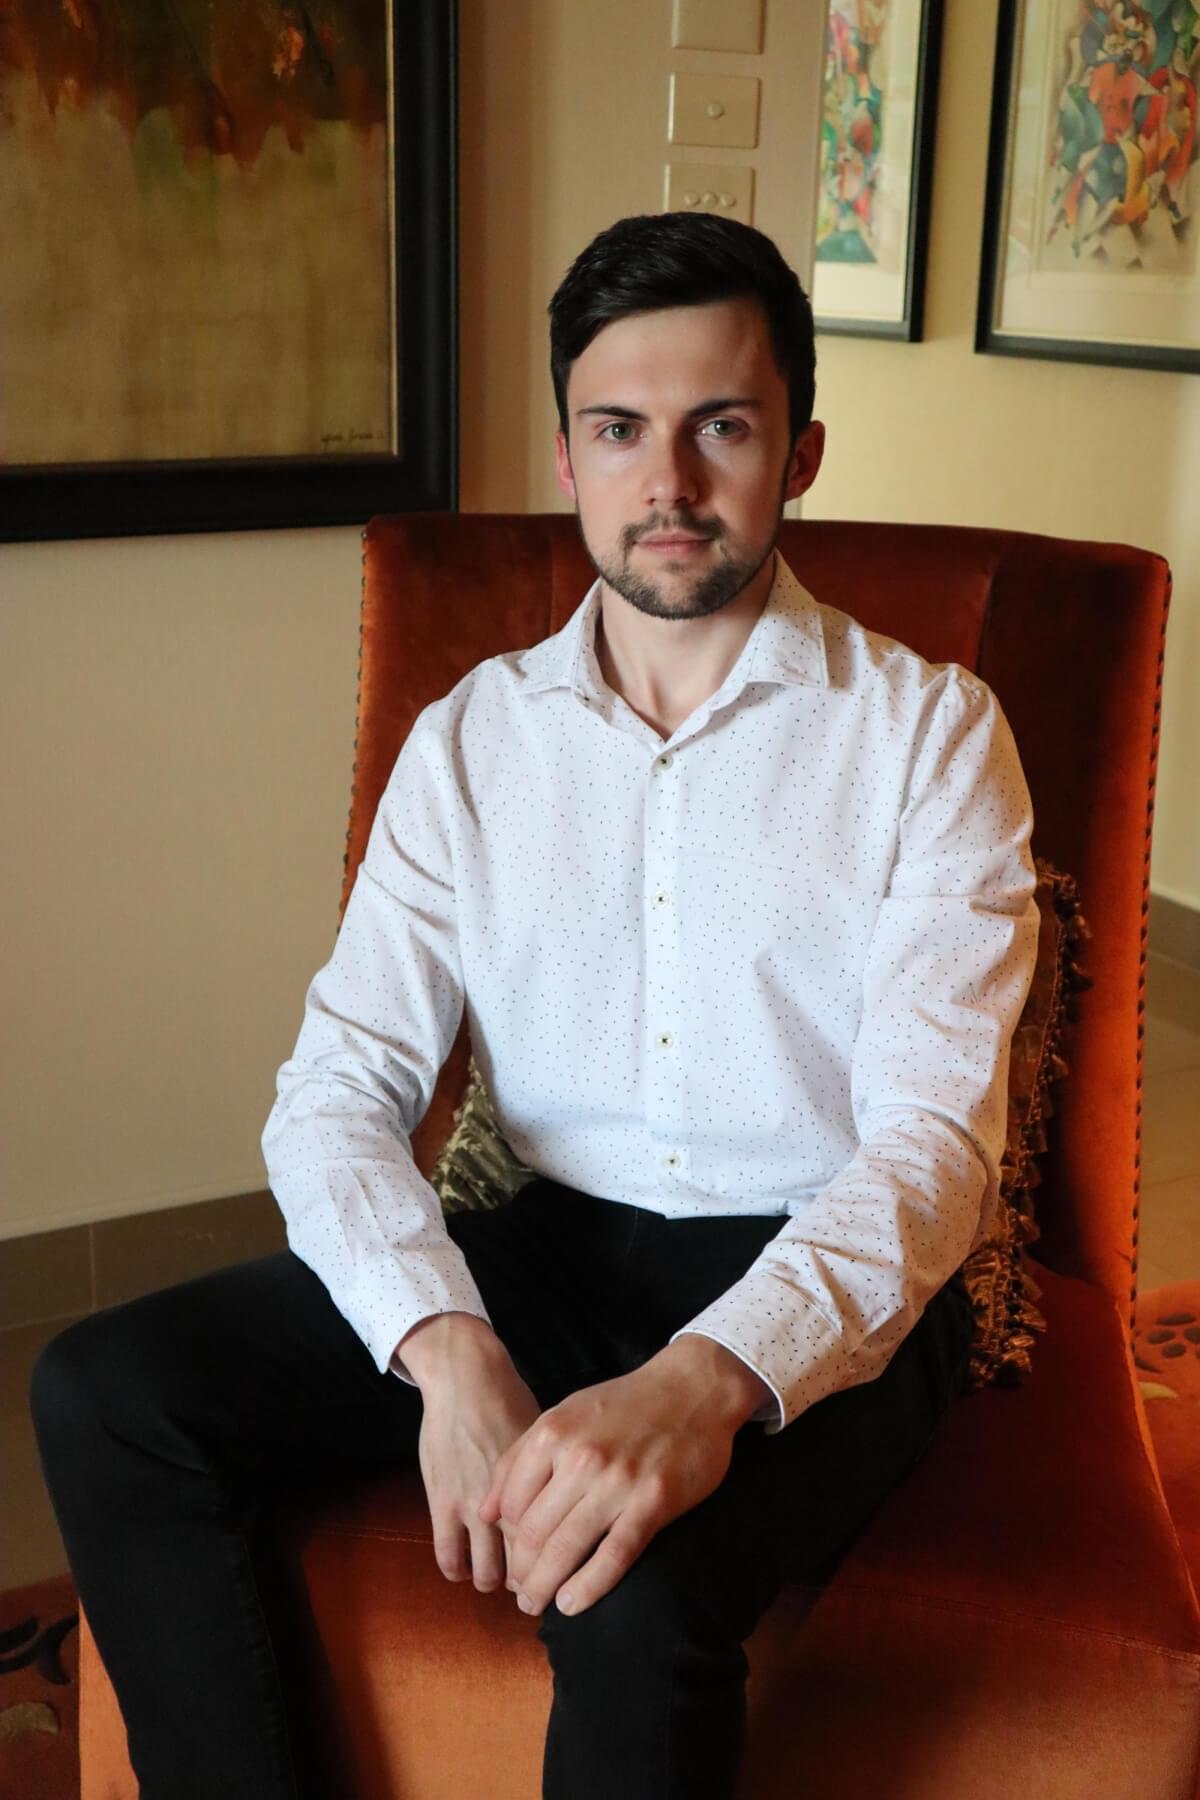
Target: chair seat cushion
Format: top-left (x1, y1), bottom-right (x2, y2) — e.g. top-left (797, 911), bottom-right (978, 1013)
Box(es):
top-left (265, 1263), bottom-right (1200, 1799)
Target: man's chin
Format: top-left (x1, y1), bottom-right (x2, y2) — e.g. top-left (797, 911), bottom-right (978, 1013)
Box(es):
top-left (603, 556), bottom-right (768, 622)
top-left (603, 576), bottom-right (735, 622)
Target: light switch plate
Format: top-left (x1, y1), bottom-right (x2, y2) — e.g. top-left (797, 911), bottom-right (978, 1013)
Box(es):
top-left (664, 162), bottom-right (755, 223)
top-left (668, 72), bottom-right (760, 149)
top-left (671, 0), bottom-right (764, 54)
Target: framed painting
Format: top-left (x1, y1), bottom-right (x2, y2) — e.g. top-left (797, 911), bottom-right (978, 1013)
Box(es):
top-left (812, 0), bottom-right (944, 341)
top-left (977, 0), bottom-right (1200, 373)
top-left (0, 0), bottom-right (456, 543)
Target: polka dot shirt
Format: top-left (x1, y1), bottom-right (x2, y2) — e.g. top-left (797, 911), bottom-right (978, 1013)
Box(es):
top-left (262, 555), bottom-right (1039, 1433)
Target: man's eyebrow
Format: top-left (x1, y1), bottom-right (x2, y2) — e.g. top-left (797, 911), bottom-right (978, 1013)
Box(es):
top-left (574, 396), bottom-right (763, 420)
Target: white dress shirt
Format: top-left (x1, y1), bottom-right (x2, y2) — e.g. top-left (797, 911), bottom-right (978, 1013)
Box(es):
top-left (262, 554), bottom-right (1039, 1433)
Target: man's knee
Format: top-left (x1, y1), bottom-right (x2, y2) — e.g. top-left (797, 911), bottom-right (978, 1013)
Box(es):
top-left (536, 1531), bottom-right (733, 1674)
top-left (30, 1299), bottom-right (186, 1475)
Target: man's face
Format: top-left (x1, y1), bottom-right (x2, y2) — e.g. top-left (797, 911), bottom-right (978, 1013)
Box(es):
top-left (554, 297), bottom-right (824, 621)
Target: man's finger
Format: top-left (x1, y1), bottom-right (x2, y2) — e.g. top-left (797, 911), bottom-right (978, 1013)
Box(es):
top-left (503, 1449), bottom-right (605, 1593)
top-left (517, 1485), bottom-right (647, 1615)
top-left (545, 1509), bottom-right (657, 1617)
top-left (478, 1429), bottom-right (527, 1524)
top-left (503, 1429), bottom-right (605, 1532)
top-left (466, 1518), bottom-right (506, 1593)
top-left (431, 1514), bottom-right (470, 1583)
top-left (511, 1504), bottom-right (604, 1608)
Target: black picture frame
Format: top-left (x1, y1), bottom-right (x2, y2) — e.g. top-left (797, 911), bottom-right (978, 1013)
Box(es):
top-left (813, 0), bottom-right (944, 344)
top-left (977, 0), bottom-right (1200, 375)
top-left (0, 0), bottom-right (457, 544)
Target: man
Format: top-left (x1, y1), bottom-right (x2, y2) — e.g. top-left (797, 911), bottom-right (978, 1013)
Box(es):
top-left (32, 212), bottom-right (1038, 1799)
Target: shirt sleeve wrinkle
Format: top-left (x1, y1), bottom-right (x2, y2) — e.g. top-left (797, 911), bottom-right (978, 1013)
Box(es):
top-left (261, 721), bottom-right (490, 1376)
top-left (671, 668), bottom-right (1039, 1435)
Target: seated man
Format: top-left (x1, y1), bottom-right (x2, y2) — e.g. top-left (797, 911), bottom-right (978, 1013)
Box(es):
top-left (32, 211), bottom-right (1039, 1800)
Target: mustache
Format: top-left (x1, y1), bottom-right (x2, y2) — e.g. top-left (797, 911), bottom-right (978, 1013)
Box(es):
top-left (622, 513), bottom-right (723, 552)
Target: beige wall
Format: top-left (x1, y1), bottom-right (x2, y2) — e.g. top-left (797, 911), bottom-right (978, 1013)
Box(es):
top-left (2, 526), bottom-right (362, 1237)
top-left (1, 0), bottom-right (1194, 1238)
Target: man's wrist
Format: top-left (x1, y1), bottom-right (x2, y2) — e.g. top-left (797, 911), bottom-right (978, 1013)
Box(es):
top-left (396, 1311), bottom-right (505, 1391)
top-left (648, 1331), bottom-right (774, 1430)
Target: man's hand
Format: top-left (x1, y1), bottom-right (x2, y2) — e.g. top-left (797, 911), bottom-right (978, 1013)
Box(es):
top-left (399, 1313), bottom-right (543, 1593)
top-left (478, 1334), bottom-right (772, 1619)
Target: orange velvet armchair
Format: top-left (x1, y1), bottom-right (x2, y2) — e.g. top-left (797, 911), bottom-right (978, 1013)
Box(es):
top-left (81, 516), bottom-right (1200, 1799)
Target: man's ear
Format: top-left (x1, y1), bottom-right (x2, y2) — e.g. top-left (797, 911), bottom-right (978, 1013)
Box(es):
top-left (784, 420), bottom-right (826, 504)
top-left (554, 430), bottom-right (577, 502)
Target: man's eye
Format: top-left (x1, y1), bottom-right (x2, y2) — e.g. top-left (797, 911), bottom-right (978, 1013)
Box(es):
top-left (601, 422), bottom-right (637, 442)
top-left (700, 418), bottom-right (742, 438)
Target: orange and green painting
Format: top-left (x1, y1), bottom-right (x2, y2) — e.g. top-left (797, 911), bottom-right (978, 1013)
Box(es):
top-left (0, 1), bottom-right (395, 466)
top-left (815, 1), bottom-right (890, 266)
top-left (1041, 0), bottom-right (1199, 275)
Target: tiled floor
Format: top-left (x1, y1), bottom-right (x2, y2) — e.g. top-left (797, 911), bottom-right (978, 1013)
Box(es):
top-left (2, 956), bottom-right (1199, 1594)
top-left (1140, 955), bottom-right (1200, 1290)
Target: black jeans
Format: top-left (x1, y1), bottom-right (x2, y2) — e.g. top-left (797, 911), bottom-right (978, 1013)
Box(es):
top-left (30, 1178), bottom-right (975, 1799)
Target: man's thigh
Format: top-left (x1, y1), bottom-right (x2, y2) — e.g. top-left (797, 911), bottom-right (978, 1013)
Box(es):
top-left (41, 1186), bottom-right (631, 1492)
top-left (34, 1250), bottom-right (427, 1492)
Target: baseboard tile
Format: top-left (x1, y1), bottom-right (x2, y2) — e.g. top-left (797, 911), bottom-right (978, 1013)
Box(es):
top-left (0, 1191), bottom-right (285, 1333)
top-left (1151, 892), bottom-right (1200, 973)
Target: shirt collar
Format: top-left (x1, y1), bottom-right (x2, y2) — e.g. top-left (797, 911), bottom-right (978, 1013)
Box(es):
top-left (516, 552), bottom-right (829, 701)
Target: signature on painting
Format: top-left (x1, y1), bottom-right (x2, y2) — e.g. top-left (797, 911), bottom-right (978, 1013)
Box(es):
top-left (319, 429), bottom-right (383, 449)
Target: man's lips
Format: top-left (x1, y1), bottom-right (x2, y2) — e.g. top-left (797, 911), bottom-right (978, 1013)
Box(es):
top-left (636, 533), bottom-right (714, 550)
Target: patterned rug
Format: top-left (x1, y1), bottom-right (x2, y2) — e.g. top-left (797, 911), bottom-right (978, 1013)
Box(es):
top-left (1133, 1278), bottom-right (1200, 1590)
top-left (0, 1574), bottom-right (79, 1800)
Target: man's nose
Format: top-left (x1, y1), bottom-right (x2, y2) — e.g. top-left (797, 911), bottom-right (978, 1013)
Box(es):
top-left (643, 434), bottom-right (702, 510)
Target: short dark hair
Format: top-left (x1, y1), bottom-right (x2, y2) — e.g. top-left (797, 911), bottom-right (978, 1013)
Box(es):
top-left (548, 211), bottom-right (816, 444)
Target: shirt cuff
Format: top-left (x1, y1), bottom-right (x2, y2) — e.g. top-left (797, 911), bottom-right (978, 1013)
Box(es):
top-left (669, 1272), bottom-right (861, 1434)
top-left (283, 1224), bottom-right (495, 1377)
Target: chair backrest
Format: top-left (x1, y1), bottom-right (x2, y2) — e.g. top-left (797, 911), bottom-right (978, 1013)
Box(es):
top-left (347, 514), bottom-right (1171, 1325)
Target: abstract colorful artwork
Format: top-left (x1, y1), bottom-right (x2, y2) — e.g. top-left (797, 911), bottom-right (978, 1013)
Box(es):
top-left (812, 0), bottom-right (942, 340)
top-left (1042, 0), bottom-right (1199, 274)
top-left (1, 1), bottom-right (392, 466)
top-left (0, 0), bottom-right (455, 539)
top-left (978, 0), bottom-right (1200, 371)
top-left (816, 1), bottom-right (890, 267)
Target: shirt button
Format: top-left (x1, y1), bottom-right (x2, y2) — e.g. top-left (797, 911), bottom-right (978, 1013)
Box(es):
top-left (657, 753), bottom-right (673, 768)
top-left (654, 890), bottom-right (670, 907)
top-left (657, 1032), bottom-right (673, 1049)
top-left (665, 1153), bottom-right (681, 1168)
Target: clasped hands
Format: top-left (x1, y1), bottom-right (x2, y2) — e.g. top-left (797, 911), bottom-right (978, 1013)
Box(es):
top-left (479, 1353), bottom-right (744, 1618)
top-left (406, 1313), bottom-right (770, 1622)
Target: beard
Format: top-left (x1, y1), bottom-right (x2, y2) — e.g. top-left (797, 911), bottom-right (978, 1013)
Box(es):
top-left (578, 481), bottom-right (789, 623)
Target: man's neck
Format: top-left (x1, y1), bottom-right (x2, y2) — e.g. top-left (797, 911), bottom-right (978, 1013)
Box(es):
top-left (595, 555), bottom-right (777, 742)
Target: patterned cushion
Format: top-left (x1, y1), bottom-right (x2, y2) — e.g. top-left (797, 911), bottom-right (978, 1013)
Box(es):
top-left (960, 861), bottom-right (1089, 1385)
top-left (430, 858), bottom-right (1088, 1388)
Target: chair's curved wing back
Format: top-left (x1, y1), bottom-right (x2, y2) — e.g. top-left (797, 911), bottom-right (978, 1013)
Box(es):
top-left (348, 514), bottom-right (1171, 1322)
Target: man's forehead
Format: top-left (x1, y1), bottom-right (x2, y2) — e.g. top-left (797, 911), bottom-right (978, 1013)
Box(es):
top-left (567, 296), bottom-right (779, 398)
